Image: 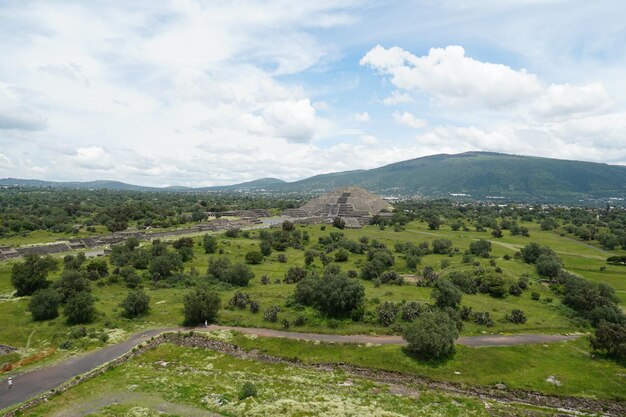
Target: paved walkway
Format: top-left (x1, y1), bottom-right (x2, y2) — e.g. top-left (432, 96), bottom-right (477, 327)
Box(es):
top-left (0, 326), bottom-right (581, 412)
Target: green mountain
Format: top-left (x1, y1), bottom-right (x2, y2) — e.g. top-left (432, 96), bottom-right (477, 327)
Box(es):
top-left (277, 152), bottom-right (626, 201)
top-left (2, 152), bottom-right (625, 202)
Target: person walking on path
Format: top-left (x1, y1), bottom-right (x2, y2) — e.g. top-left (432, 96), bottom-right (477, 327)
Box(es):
top-left (7, 377), bottom-right (12, 389)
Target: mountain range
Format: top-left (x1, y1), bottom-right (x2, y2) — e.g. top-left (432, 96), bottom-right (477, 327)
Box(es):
top-left (2, 152), bottom-right (625, 203)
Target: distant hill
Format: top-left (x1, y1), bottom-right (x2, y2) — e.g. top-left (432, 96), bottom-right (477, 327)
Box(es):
top-left (2, 152), bottom-right (625, 202)
top-left (273, 152), bottom-right (626, 202)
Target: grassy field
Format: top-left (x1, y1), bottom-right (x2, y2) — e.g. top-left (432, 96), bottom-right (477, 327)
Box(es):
top-left (0, 219), bottom-right (624, 401)
top-left (15, 341), bottom-right (585, 417)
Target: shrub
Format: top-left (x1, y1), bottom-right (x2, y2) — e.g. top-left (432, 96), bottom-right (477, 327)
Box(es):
top-left (248, 300), bottom-right (260, 314)
top-left (238, 382), bottom-right (258, 400)
top-left (403, 311), bottom-right (459, 359)
top-left (333, 217), bottom-right (346, 229)
top-left (535, 255), bottom-right (562, 279)
top-left (294, 271), bottom-right (364, 318)
top-left (469, 239), bottom-right (492, 258)
top-left (432, 239), bottom-right (453, 254)
top-left (228, 291), bottom-right (250, 309)
top-left (64, 291), bottom-right (97, 325)
top-left (590, 321), bottom-right (626, 359)
top-left (508, 284), bottom-right (522, 296)
top-left (245, 251), bottom-right (264, 265)
top-left (264, 305), bottom-right (281, 322)
top-left (400, 301), bottom-right (424, 321)
top-left (121, 289), bottom-right (150, 318)
top-left (281, 319), bottom-right (290, 329)
top-left (29, 288), bottom-right (62, 321)
top-left (474, 311), bottom-right (494, 327)
top-left (507, 309), bottom-right (527, 324)
top-left (531, 292), bottom-right (541, 301)
top-left (11, 255), bottom-right (59, 296)
top-left (448, 272), bottom-right (477, 294)
top-left (260, 240), bottom-right (273, 257)
top-left (378, 271), bottom-right (404, 285)
top-left (85, 259), bottom-right (109, 280)
top-left (377, 302), bottom-right (399, 326)
top-left (284, 266), bottom-right (308, 284)
top-left (431, 279), bottom-right (462, 309)
top-left (478, 275), bottom-right (507, 298)
top-left (334, 249), bottom-right (349, 262)
top-left (293, 314), bottom-right (307, 326)
top-left (203, 234), bottom-right (218, 254)
top-left (277, 254), bottom-right (287, 263)
top-left (260, 275), bottom-right (270, 285)
top-left (183, 287), bottom-right (221, 325)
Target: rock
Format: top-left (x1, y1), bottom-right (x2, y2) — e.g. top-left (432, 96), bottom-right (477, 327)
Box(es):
top-left (495, 383), bottom-right (507, 390)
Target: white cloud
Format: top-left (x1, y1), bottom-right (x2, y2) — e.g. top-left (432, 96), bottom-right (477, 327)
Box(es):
top-left (393, 111), bottom-right (427, 129)
top-left (0, 153), bottom-right (11, 167)
top-left (353, 111), bottom-right (370, 122)
top-left (71, 147), bottom-right (114, 170)
top-left (360, 134), bottom-right (378, 144)
top-left (532, 83), bottom-right (613, 121)
top-left (382, 90), bottom-right (414, 105)
top-left (361, 45), bottom-right (542, 109)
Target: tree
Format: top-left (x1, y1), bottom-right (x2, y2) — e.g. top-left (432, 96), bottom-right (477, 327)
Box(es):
top-left (64, 291), bottom-right (97, 324)
top-left (11, 255), bottom-right (59, 296)
top-left (125, 237), bottom-right (140, 251)
top-left (403, 311), bottom-right (459, 359)
top-left (507, 309), bottom-right (527, 324)
top-left (427, 216), bottom-right (441, 230)
top-left (282, 220), bottom-right (295, 232)
top-left (245, 251), bottom-right (264, 265)
top-left (469, 239), bottom-right (491, 257)
top-left (284, 266), bottom-right (308, 284)
top-left (85, 259), bottom-right (109, 280)
top-left (121, 289), bottom-right (151, 318)
top-left (333, 217), bottom-right (346, 230)
top-left (590, 321), bottom-right (626, 360)
top-left (535, 254), bottom-right (562, 279)
top-left (28, 288), bottom-right (62, 321)
top-left (432, 239), bottom-right (453, 254)
top-left (172, 237), bottom-right (193, 249)
top-left (334, 249), bottom-right (349, 262)
top-left (203, 234), bottom-right (218, 254)
top-left (225, 263), bottom-right (254, 286)
top-left (520, 242), bottom-right (555, 264)
top-left (260, 240), bottom-right (273, 257)
top-left (55, 269), bottom-right (91, 302)
top-left (150, 252), bottom-right (183, 279)
top-left (431, 279), bottom-right (462, 309)
top-left (377, 301), bottom-right (399, 326)
top-left (183, 287), bottom-right (221, 325)
top-left (295, 272), bottom-right (365, 318)
top-left (207, 257), bottom-right (231, 281)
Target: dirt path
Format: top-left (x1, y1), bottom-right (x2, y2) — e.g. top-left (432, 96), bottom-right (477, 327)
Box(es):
top-left (0, 326), bottom-right (581, 413)
top-left (48, 391), bottom-right (221, 417)
top-left (203, 325), bottom-right (581, 347)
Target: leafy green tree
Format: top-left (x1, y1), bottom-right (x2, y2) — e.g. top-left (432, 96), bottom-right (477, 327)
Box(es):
top-left (590, 321), bottom-right (626, 359)
top-left (203, 234), bottom-right (218, 254)
top-left (295, 271), bottom-right (364, 318)
top-left (469, 239), bottom-right (491, 257)
top-left (55, 270), bottom-right (91, 302)
top-left (183, 287), bottom-right (221, 325)
top-left (28, 288), bottom-right (62, 321)
top-left (125, 237), bottom-right (140, 251)
top-left (333, 217), bottom-right (346, 229)
top-left (535, 254), bottom-right (562, 279)
top-left (284, 266), bottom-right (308, 284)
top-left (403, 311), bottom-right (459, 359)
top-left (11, 255), bottom-right (59, 296)
top-left (150, 252), bottom-right (183, 279)
top-left (432, 239), bottom-right (453, 254)
top-left (64, 291), bottom-right (97, 324)
top-left (121, 289), bottom-right (150, 318)
top-left (260, 240), bottom-right (272, 257)
top-left (334, 249), bottom-right (349, 262)
top-left (245, 251), bottom-right (264, 265)
top-left (507, 309), bottom-right (527, 324)
top-left (431, 279), bottom-right (462, 309)
top-left (85, 259), bottom-right (109, 280)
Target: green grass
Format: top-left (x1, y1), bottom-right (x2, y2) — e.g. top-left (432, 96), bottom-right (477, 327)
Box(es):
top-left (222, 331), bottom-right (626, 400)
top-left (17, 343), bottom-right (497, 417)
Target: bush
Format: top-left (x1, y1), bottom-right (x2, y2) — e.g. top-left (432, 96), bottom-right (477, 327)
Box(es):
top-left (400, 301), bottom-right (424, 321)
top-left (121, 289), bottom-right (150, 318)
top-left (203, 234), bottom-right (218, 254)
top-left (448, 272), bottom-right (476, 294)
top-left (432, 239), bottom-right (453, 254)
top-left (264, 305), bottom-right (281, 322)
top-left (245, 251), bottom-right (264, 265)
top-left (11, 255), bottom-right (59, 296)
top-left (378, 271), bottom-right (404, 285)
top-left (260, 240), bottom-right (273, 257)
top-left (277, 254), bottom-right (287, 263)
top-left (507, 309), bottom-right (527, 324)
top-left (590, 321), bottom-right (626, 359)
top-left (535, 255), bottom-right (562, 279)
top-left (85, 259), bottom-right (109, 280)
top-left (334, 249), bottom-right (349, 262)
top-left (508, 283), bottom-right (522, 296)
top-left (478, 275), bottom-right (507, 298)
top-left (29, 288), bottom-right (62, 321)
top-left (183, 287), bottom-right (221, 325)
top-left (64, 291), bottom-right (97, 324)
top-left (531, 292), bottom-right (541, 301)
top-left (333, 217), bottom-right (346, 229)
top-left (228, 291), bottom-right (250, 309)
top-left (469, 239), bottom-right (491, 258)
top-left (248, 300), bottom-right (260, 314)
top-left (294, 271), bottom-right (364, 318)
top-left (431, 279), bottom-right (462, 309)
top-left (284, 266), bottom-right (308, 284)
top-left (377, 302), bottom-right (399, 326)
top-left (238, 382), bottom-right (258, 400)
top-left (474, 311), bottom-right (494, 327)
top-left (293, 314), bottom-right (307, 326)
top-left (55, 270), bottom-right (91, 303)
top-left (403, 311), bottom-right (459, 359)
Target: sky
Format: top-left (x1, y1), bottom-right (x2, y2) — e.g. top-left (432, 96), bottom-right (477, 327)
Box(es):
top-left (1, 0), bottom-right (625, 187)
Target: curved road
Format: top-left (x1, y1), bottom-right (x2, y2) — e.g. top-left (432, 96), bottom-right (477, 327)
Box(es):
top-left (0, 326), bottom-right (581, 412)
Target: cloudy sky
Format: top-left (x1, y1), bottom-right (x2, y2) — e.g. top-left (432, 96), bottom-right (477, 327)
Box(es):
top-left (1, 0), bottom-right (625, 186)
